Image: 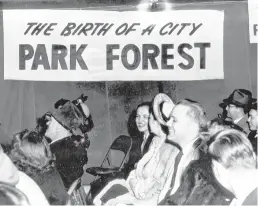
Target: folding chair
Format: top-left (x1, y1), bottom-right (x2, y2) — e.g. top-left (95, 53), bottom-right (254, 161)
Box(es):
top-left (85, 135), bottom-right (132, 202)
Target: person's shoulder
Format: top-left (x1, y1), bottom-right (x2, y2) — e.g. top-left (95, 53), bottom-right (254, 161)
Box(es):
top-left (17, 171), bottom-right (41, 187)
top-left (17, 171), bottom-right (50, 205)
top-left (152, 134), bottom-right (164, 145)
top-left (43, 168), bottom-right (67, 190)
top-left (242, 187), bottom-right (258, 206)
top-left (17, 171), bottom-right (30, 179)
top-left (41, 167), bottom-right (59, 178)
top-left (185, 159), bottom-right (212, 175)
top-left (238, 115), bottom-right (249, 127)
top-left (184, 160), bottom-right (200, 173)
top-left (50, 136), bottom-right (75, 149)
top-left (152, 135), bottom-right (160, 143)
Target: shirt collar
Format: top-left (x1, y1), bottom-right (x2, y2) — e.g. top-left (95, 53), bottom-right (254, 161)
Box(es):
top-left (143, 133), bottom-right (149, 141)
top-left (49, 136), bottom-right (68, 145)
top-left (233, 115), bottom-right (245, 124)
top-left (181, 137), bottom-right (198, 155)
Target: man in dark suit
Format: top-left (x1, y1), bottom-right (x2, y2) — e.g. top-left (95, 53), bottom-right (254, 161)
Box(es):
top-left (36, 95), bottom-right (94, 189)
top-left (247, 102), bottom-right (257, 154)
top-left (219, 89), bottom-right (256, 135)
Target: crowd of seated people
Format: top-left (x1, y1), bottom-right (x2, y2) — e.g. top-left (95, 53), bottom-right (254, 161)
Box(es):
top-left (0, 89), bottom-right (256, 205)
top-left (0, 94), bottom-right (94, 205)
top-left (88, 89), bottom-right (257, 206)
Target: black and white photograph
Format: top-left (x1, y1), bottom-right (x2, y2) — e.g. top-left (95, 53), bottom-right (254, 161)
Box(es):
top-left (0, 0), bottom-right (257, 205)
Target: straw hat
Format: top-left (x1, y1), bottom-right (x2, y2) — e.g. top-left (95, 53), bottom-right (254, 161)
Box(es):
top-left (153, 93), bottom-right (175, 125)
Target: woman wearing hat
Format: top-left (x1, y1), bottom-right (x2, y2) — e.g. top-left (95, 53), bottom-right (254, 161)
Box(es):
top-left (36, 95), bottom-right (94, 189)
top-left (93, 94), bottom-right (177, 205)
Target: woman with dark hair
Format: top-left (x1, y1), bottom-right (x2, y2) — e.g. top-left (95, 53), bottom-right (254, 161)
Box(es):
top-left (93, 94), bottom-right (177, 205)
top-left (123, 101), bottom-right (156, 178)
top-left (9, 130), bottom-right (68, 205)
top-left (89, 101), bottom-right (156, 201)
top-left (0, 182), bottom-right (30, 205)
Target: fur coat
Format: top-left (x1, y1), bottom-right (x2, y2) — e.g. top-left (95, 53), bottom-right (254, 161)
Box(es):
top-left (160, 158), bottom-right (235, 205)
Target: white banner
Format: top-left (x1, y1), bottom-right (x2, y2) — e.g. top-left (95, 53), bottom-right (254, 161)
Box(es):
top-left (248, 0), bottom-right (258, 43)
top-left (4, 10), bottom-right (224, 81)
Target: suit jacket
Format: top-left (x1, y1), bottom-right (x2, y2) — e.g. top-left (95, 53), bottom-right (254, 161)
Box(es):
top-left (236, 115), bottom-right (250, 135)
top-left (248, 131), bottom-right (257, 155)
top-left (160, 158), bottom-right (234, 205)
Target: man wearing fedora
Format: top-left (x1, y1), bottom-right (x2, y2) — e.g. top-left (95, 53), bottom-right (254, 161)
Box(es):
top-left (220, 89), bottom-right (256, 135)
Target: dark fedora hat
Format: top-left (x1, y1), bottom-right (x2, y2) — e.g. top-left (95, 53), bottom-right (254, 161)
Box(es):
top-left (220, 89), bottom-right (256, 108)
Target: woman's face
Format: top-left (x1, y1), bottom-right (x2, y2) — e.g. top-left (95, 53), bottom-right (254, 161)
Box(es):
top-left (0, 147), bottom-right (19, 186)
top-left (136, 106), bottom-right (150, 133)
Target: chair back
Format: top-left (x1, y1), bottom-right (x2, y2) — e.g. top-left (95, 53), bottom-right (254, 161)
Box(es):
top-left (101, 135), bottom-right (132, 169)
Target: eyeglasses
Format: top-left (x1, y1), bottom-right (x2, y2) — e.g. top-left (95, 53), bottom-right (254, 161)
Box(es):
top-left (228, 104), bottom-right (236, 109)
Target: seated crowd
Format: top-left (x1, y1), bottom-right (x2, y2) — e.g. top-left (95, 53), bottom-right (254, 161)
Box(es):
top-left (0, 89), bottom-right (257, 205)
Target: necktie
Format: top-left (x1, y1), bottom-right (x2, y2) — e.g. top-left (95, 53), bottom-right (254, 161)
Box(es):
top-left (160, 150), bottom-right (183, 204)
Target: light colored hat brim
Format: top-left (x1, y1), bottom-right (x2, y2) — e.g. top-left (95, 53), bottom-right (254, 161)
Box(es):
top-left (153, 93), bottom-right (175, 125)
